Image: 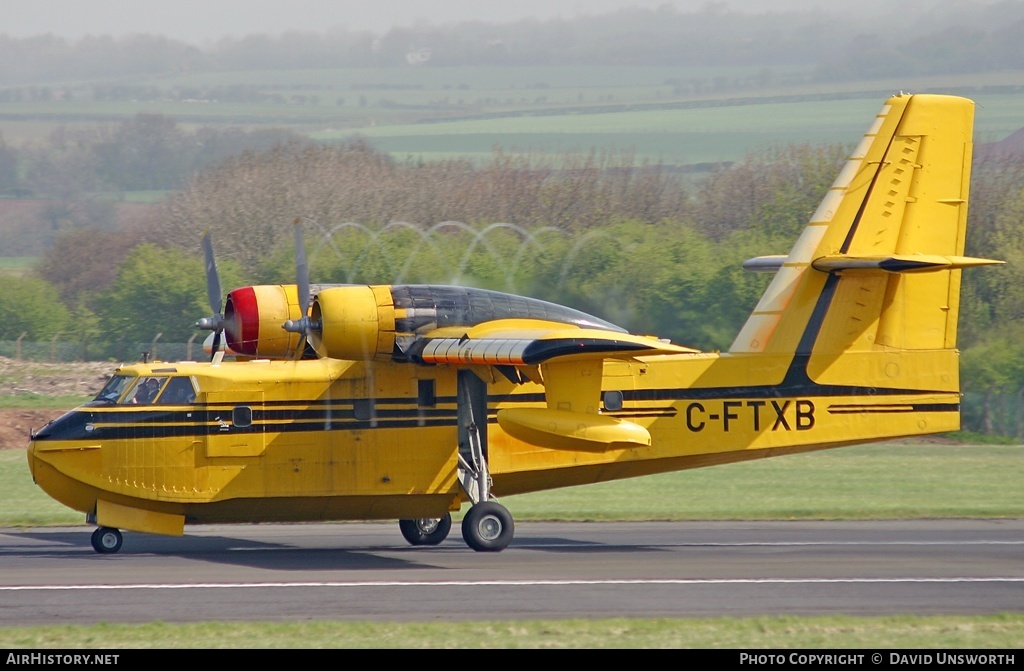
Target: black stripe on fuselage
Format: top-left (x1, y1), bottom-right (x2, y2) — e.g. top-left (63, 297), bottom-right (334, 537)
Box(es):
top-left (827, 403), bottom-right (960, 414)
top-left (34, 383), bottom-right (957, 442)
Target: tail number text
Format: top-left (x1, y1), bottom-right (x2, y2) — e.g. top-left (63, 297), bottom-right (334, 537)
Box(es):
top-left (685, 400), bottom-right (815, 432)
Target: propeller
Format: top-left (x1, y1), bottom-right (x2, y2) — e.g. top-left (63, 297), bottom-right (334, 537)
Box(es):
top-left (283, 218), bottom-right (319, 343)
top-left (195, 231), bottom-right (227, 361)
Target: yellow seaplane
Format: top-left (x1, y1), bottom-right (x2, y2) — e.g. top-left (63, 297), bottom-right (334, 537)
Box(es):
top-left (27, 93), bottom-right (1001, 554)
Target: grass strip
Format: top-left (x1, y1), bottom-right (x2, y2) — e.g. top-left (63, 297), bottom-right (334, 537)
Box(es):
top-left (2, 615), bottom-right (1022, 648)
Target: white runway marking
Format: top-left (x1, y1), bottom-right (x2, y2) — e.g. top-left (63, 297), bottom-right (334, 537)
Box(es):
top-left (514, 540), bottom-right (1024, 548)
top-left (4, 577), bottom-right (1024, 591)
top-left (220, 539), bottom-right (1024, 551)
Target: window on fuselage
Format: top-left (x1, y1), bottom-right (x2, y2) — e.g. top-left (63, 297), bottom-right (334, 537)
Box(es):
top-left (232, 406), bottom-right (253, 428)
top-left (155, 377), bottom-right (197, 405)
top-left (121, 376), bottom-right (168, 405)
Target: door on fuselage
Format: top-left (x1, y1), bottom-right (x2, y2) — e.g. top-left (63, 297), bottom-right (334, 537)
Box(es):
top-left (203, 391), bottom-right (266, 458)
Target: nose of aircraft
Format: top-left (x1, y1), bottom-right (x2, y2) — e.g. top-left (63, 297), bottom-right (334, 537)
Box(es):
top-left (23, 410), bottom-right (100, 518)
top-left (26, 438), bottom-right (37, 482)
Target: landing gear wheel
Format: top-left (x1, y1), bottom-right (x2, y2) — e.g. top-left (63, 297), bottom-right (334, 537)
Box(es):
top-left (90, 527), bottom-right (123, 554)
top-left (461, 501), bottom-right (514, 552)
top-left (399, 513), bottom-right (452, 546)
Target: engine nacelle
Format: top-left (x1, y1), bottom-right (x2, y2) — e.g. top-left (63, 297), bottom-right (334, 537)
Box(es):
top-left (309, 286), bottom-right (396, 361)
top-left (217, 283), bottom-right (622, 363)
top-left (224, 285), bottom-right (306, 358)
top-left (308, 284), bottom-right (625, 362)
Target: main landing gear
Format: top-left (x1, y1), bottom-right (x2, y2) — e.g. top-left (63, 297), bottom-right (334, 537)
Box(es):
top-left (90, 526), bottom-right (123, 554)
top-left (399, 513), bottom-right (452, 545)
top-left (397, 502), bottom-right (514, 552)
top-left (398, 371), bottom-right (516, 553)
top-left (455, 370), bottom-right (514, 553)
top-left (461, 501), bottom-right (513, 552)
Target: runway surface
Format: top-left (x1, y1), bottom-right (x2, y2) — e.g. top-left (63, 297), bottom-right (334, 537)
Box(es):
top-left (1, 520), bottom-right (1022, 625)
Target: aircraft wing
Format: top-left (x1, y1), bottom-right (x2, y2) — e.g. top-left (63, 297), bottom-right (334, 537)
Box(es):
top-left (410, 319), bottom-right (696, 366)
top-left (410, 319), bottom-right (696, 451)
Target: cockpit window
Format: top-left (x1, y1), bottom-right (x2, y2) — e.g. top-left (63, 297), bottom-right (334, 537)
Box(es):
top-left (156, 377), bottom-right (197, 405)
top-left (93, 375), bottom-right (134, 403)
top-left (122, 376), bottom-right (168, 405)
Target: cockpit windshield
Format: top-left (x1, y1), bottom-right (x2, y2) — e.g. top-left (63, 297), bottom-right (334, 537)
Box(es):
top-left (93, 375), bottom-right (134, 403)
top-left (93, 375), bottom-right (197, 405)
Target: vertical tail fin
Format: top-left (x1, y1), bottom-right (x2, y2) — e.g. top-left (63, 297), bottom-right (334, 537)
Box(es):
top-left (730, 94), bottom-right (999, 392)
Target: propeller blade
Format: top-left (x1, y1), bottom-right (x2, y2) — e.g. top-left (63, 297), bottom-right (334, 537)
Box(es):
top-left (201, 231), bottom-right (222, 318)
top-left (197, 231), bottom-right (227, 362)
top-left (211, 329), bottom-right (222, 361)
top-left (294, 218), bottom-right (309, 318)
top-left (284, 217), bottom-right (320, 342)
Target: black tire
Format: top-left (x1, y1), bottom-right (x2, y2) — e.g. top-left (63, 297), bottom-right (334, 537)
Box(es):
top-left (90, 527), bottom-right (123, 554)
top-left (461, 501), bottom-right (514, 552)
top-left (399, 513), bottom-right (452, 546)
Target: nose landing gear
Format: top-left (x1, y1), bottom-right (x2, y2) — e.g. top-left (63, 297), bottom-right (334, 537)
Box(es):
top-left (90, 527), bottom-right (123, 554)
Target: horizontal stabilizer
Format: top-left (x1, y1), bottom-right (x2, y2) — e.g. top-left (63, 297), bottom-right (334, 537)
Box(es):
top-left (744, 254), bottom-right (1002, 274)
top-left (811, 254), bottom-right (1004, 274)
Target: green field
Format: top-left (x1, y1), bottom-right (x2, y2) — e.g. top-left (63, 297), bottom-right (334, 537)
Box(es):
top-left (0, 256), bottom-right (36, 276)
top-left (4, 66), bottom-right (1024, 167)
top-left (2, 615), bottom-right (1022, 649)
top-left (318, 93), bottom-right (1024, 166)
top-left (0, 394), bottom-right (89, 409)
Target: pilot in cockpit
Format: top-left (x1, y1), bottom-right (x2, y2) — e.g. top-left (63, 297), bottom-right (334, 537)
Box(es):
top-left (134, 378), bottom-right (161, 404)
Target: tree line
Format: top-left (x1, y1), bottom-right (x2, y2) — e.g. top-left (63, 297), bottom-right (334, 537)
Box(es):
top-left (2, 137), bottom-right (1022, 434)
top-left (1, 3), bottom-right (1024, 84)
top-left (1, 139), bottom-right (841, 347)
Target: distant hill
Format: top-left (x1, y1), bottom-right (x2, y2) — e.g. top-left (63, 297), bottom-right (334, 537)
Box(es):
top-left (977, 126), bottom-right (1024, 161)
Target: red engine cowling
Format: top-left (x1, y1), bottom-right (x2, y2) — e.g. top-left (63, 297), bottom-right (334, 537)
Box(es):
top-left (223, 285), bottom-right (306, 358)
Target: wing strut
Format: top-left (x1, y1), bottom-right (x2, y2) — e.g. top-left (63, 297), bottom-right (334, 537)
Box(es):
top-left (456, 369), bottom-right (490, 504)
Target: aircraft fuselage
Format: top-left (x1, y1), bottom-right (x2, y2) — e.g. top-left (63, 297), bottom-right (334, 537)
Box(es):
top-left (27, 351), bottom-right (959, 536)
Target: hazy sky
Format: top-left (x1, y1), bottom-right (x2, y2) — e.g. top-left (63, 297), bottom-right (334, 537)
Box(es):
top-left (4, 0), bottom-right (881, 43)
